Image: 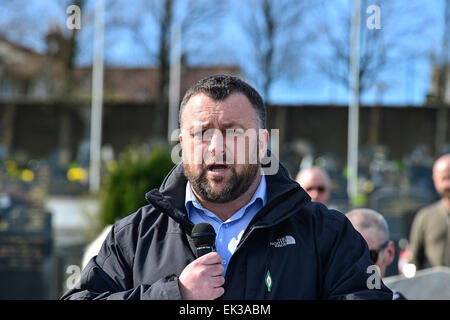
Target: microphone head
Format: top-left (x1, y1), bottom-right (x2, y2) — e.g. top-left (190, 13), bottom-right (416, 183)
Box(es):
top-left (191, 223), bottom-right (216, 248)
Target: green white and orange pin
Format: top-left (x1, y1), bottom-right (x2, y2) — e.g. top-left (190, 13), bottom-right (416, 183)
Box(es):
top-left (265, 270), bottom-right (272, 292)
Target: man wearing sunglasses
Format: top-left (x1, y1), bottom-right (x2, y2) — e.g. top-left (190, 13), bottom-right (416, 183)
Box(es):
top-left (345, 208), bottom-right (395, 278)
top-left (346, 208), bottom-right (406, 299)
top-left (345, 208), bottom-right (406, 300)
top-left (295, 167), bottom-right (330, 205)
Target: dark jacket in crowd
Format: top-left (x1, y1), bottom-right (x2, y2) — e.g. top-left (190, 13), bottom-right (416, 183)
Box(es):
top-left (61, 162), bottom-right (393, 300)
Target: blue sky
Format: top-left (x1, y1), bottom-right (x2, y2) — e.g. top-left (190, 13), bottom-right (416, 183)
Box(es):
top-left (0, 0), bottom-right (444, 106)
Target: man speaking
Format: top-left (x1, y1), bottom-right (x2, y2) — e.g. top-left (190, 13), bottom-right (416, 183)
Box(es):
top-left (61, 75), bottom-right (392, 300)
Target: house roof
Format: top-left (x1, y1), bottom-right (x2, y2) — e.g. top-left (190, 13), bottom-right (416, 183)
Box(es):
top-left (0, 35), bottom-right (241, 102)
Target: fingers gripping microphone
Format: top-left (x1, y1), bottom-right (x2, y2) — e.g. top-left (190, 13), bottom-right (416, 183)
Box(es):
top-left (191, 223), bottom-right (216, 257)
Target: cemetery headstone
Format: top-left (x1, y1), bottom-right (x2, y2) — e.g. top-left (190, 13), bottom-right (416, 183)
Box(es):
top-left (369, 186), bottom-right (436, 276)
top-left (0, 190), bottom-right (52, 299)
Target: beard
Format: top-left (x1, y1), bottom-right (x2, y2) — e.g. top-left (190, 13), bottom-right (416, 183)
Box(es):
top-left (183, 161), bottom-right (260, 203)
top-left (438, 188), bottom-right (450, 199)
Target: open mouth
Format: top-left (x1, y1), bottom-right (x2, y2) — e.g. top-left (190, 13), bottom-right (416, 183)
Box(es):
top-left (206, 163), bottom-right (231, 175)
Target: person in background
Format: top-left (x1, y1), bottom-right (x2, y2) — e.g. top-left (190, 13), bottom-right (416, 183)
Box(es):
top-left (295, 167), bottom-right (330, 205)
top-left (409, 154), bottom-right (450, 270)
top-left (346, 208), bottom-right (406, 300)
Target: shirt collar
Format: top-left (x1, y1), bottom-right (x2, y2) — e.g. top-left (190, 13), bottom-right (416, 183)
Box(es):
top-left (185, 173), bottom-right (267, 220)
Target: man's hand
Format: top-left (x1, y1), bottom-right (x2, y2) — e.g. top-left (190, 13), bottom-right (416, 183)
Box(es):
top-left (178, 252), bottom-right (225, 300)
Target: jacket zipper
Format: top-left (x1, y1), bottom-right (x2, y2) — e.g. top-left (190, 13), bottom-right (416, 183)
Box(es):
top-left (234, 185), bottom-right (302, 252)
top-left (224, 185), bottom-right (304, 278)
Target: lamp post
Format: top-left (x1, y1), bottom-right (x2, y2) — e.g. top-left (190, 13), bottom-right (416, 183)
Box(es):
top-left (168, 24), bottom-right (181, 142)
top-left (89, 0), bottom-right (105, 193)
top-left (347, 0), bottom-right (361, 203)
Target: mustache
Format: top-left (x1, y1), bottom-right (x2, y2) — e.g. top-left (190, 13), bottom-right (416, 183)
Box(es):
top-left (201, 150), bottom-right (260, 166)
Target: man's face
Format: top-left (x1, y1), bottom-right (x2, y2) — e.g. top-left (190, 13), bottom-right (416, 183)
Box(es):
top-left (180, 93), bottom-right (268, 203)
top-left (359, 227), bottom-right (393, 278)
top-left (297, 171), bottom-right (330, 204)
top-left (433, 158), bottom-right (450, 199)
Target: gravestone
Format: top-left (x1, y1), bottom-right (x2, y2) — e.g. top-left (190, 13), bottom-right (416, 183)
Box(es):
top-left (370, 187), bottom-right (435, 236)
top-left (384, 267), bottom-right (450, 299)
top-left (0, 190), bottom-right (52, 299)
top-left (369, 186), bottom-right (436, 276)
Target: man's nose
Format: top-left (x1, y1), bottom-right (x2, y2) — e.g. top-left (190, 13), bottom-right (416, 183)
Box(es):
top-left (309, 190), bottom-right (319, 200)
top-left (207, 131), bottom-right (225, 157)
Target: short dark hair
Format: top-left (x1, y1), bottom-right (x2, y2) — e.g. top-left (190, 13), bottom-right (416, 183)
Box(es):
top-left (179, 74), bottom-right (266, 128)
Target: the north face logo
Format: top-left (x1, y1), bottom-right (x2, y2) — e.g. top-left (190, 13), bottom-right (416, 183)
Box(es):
top-left (269, 235), bottom-right (296, 248)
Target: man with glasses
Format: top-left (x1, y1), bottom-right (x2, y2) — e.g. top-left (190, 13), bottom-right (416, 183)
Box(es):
top-left (295, 167), bottom-right (330, 205)
top-left (346, 208), bottom-right (406, 299)
top-left (346, 208), bottom-right (394, 277)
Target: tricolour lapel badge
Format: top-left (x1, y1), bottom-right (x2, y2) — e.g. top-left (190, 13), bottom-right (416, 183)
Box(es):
top-left (265, 270), bottom-right (272, 292)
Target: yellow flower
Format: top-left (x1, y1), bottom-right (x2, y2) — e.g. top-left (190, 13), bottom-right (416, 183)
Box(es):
top-left (21, 169), bottom-right (35, 182)
top-left (67, 168), bottom-right (87, 181)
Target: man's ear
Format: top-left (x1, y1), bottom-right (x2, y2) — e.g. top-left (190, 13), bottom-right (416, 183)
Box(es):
top-left (258, 129), bottom-right (269, 160)
top-left (385, 241), bottom-right (396, 265)
top-left (179, 127), bottom-right (185, 145)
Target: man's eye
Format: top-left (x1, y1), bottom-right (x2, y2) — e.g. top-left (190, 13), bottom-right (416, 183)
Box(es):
top-left (193, 131), bottom-right (204, 138)
top-left (227, 128), bottom-right (244, 136)
top-left (193, 130), bottom-right (214, 141)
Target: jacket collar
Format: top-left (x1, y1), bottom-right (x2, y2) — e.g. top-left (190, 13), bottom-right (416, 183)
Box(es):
top-left (155, 159), bottom-right (311, 226)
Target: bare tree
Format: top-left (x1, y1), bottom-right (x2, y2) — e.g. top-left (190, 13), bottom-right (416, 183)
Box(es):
top-left (48, 0), bottom-right (88, 165)
top-left (229, 0), bottom-right (315, 151)
top-left (104, 0), bottom-right (226, 137)
top-left (0, 0), bottom-right (89, 162)
top-left (435, 0), bottom-right (450, 155)
top-left (310, 0), bottom-right (436, 148)
top-left (109, 0), bottom-right (224, 109)
top-left (312, 0), bottom-right (434, 101)
top-left (234, 0), bottom-right (315, 103)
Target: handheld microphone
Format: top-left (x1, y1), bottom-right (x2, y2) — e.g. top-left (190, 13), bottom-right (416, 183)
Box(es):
top-left (191, 223), bottom-right (216, 257)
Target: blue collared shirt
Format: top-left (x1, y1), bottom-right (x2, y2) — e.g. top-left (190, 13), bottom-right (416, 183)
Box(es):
top-left (185, 174), bottom-right (267, 275)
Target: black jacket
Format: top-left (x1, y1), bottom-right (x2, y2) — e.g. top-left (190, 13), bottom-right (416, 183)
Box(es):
top-left (61, 162), bottom-right (393, 300)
